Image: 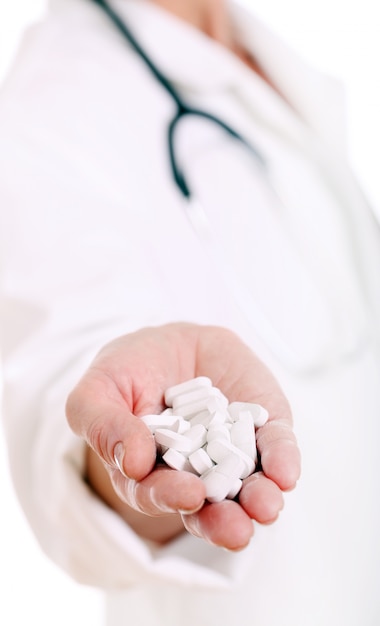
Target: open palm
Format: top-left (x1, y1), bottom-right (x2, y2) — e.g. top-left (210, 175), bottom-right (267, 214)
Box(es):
top-left (66, 323), bottom-right (301, 550)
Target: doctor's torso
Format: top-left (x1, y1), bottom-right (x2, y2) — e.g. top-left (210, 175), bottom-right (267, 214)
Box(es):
top-left (1, 1), bottom-right (380, 624)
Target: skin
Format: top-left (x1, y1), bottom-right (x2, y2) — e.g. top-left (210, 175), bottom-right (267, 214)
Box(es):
top-left (150, 0), bottom-right (239, 47)
top-left (149, 0), bottom-right (273, 81)
top-left (66, 0), bottom-right (301, 550)
top-left (67, 323), bottom-right (301, 550)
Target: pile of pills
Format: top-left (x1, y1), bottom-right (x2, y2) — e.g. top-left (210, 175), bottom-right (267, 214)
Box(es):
top-left (141, 377), bottom-right (269, 503)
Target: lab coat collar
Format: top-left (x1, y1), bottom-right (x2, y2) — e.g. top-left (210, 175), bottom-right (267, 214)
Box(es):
top-left (109, 0), bottom-right (347, 147)
top-left (233, 4), bottom-right (347, 150)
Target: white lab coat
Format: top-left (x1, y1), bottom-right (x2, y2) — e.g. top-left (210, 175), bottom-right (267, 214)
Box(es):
top-left (1, 0), bottom-right (380, 624)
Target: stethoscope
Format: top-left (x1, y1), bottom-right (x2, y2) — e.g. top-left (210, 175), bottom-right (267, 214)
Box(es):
top-left (89, 0), bottom-right (374, 372)
top-left (91, 0), bottom-right (266, 202)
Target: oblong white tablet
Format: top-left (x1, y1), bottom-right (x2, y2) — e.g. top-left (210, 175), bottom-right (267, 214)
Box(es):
top-left (188, 409), bottom-right (215, 428)
top-left (230, 411), bottom-right (257, 459)
top-left (226, 478), bottom-right (243, 500)
top-left (185, 423), bottom-right (208, 452)
top-left (201, 456), bottom-right (243, 502)
top-left (140, 414), bottom-right (180, 433)
top-left (172, 386), bottom-right (227, 411)
top-left (173, 417), bottom-right (191, 434)
top-left (188, 448), bottom-right (214, 475)
top-left (206, 424), bottom-right (231, 443)
top-left (164, 377), bottom-right (212, 407)
top-left (174, 396), bottom-right (228, 420)
top-left (155, 428), bottom-right (193, 453)
top-left (162, 448), bottom-right (194, 472)
top-left (206, 439), bottom-right (255, 479)
top-left (228, 402), bottom-right (269, 427)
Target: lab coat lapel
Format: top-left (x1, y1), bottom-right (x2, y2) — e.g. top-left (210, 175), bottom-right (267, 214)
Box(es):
top-left (111, 0), bottom-right (347, 150)
top-left (231, 3), bottom-right (348, 151)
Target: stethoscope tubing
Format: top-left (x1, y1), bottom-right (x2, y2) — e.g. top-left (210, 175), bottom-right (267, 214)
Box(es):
top-left (88, 0), bottom-right (375, 372)
top-left (90, 0), bottom-right (266, 199)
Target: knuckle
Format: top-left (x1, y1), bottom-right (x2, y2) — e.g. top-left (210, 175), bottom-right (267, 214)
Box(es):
top-left (255, 419), bottom-right (297, 448)
top-left (87, 417), bottom-right (114, 465)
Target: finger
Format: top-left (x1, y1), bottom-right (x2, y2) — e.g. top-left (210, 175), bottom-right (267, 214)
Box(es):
top-left (238, 471), bottom-right (284, 523)
top-left (194, 326), bottom-right (301, 490)
top-left (110, 466), bottom-right (206, 516)
top-left (66, 378), bottom-right (157, 481)
top-left (182, 500), bottom-right (254, 551)
top-left (256, 419), bottom-right (301, 491)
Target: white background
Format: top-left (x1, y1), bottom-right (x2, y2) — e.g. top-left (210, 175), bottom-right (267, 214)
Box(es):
top-left (0, 1), bottom-right (379, 624)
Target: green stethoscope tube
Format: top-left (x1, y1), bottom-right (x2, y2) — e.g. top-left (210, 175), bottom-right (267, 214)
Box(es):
top-left (91, 0), bottom-right (266, 200)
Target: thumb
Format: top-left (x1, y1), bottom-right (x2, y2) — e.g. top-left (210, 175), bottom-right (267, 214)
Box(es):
top-left (66, 386), bottom-right (157, 481)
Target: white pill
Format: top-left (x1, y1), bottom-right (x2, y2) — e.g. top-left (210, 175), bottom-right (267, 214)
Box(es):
top-left (188, 448), bottom-right (214, 474)
top-left (201, 456), bottom-right (243, 503)
top-left (208, 409), bottom-right (230, 426)
top-left (154, 428), bottom-right (193, 453)
top-left (162, 448), bottom-right (194, 472)
top-left (156, 442), bottom-right (168, 456)
top-left (236, 409), bottom-right (255, 427)
top-left (206, 424), bottom-right (231, 443)
top-left (160, 407), bottom-right (174, 416)
top-left (164, 377), bottom-right (212, 407)
top-left (156, 379), bottom-right (263, 502)
top-left (189, 409), bottom-right (215, 428)
top-left (185, 424), bottom-right (208, 453)
top-left (173, 417), bottom-right (191, 434)
top-left (228, 401), bottom-right (269, 427)
top-left (226, 478), bottom-right (243, 499)
top-left (175, 396), bottom-right (228, 420)
top-left (140, 414), bottom-right (180, 433)
top-left (252, 405), bottom-right (269, 428)
top-left (173, 398), bottom-right (211, 419)
top-left (172, 386), bottom-right (225, 411)
top-left (206, 439), bottom-right (255, 479)
top-left (230, 411), bottom-right (257, 460)
top-left (214, 393), bottom-right (229, 409)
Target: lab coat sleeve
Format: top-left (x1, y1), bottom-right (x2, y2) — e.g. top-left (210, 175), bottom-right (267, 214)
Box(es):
top-left (0, 117), bottom-right (256, 591)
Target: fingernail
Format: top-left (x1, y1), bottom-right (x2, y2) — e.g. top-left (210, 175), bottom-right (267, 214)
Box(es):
top-left (178, 502), bottom-right (204, 515)
top-left (114, 442), bottom-right (127, 477)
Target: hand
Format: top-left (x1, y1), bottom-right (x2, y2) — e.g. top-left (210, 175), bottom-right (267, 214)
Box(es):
top-left (66, 323), bottom-right (301, 550)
